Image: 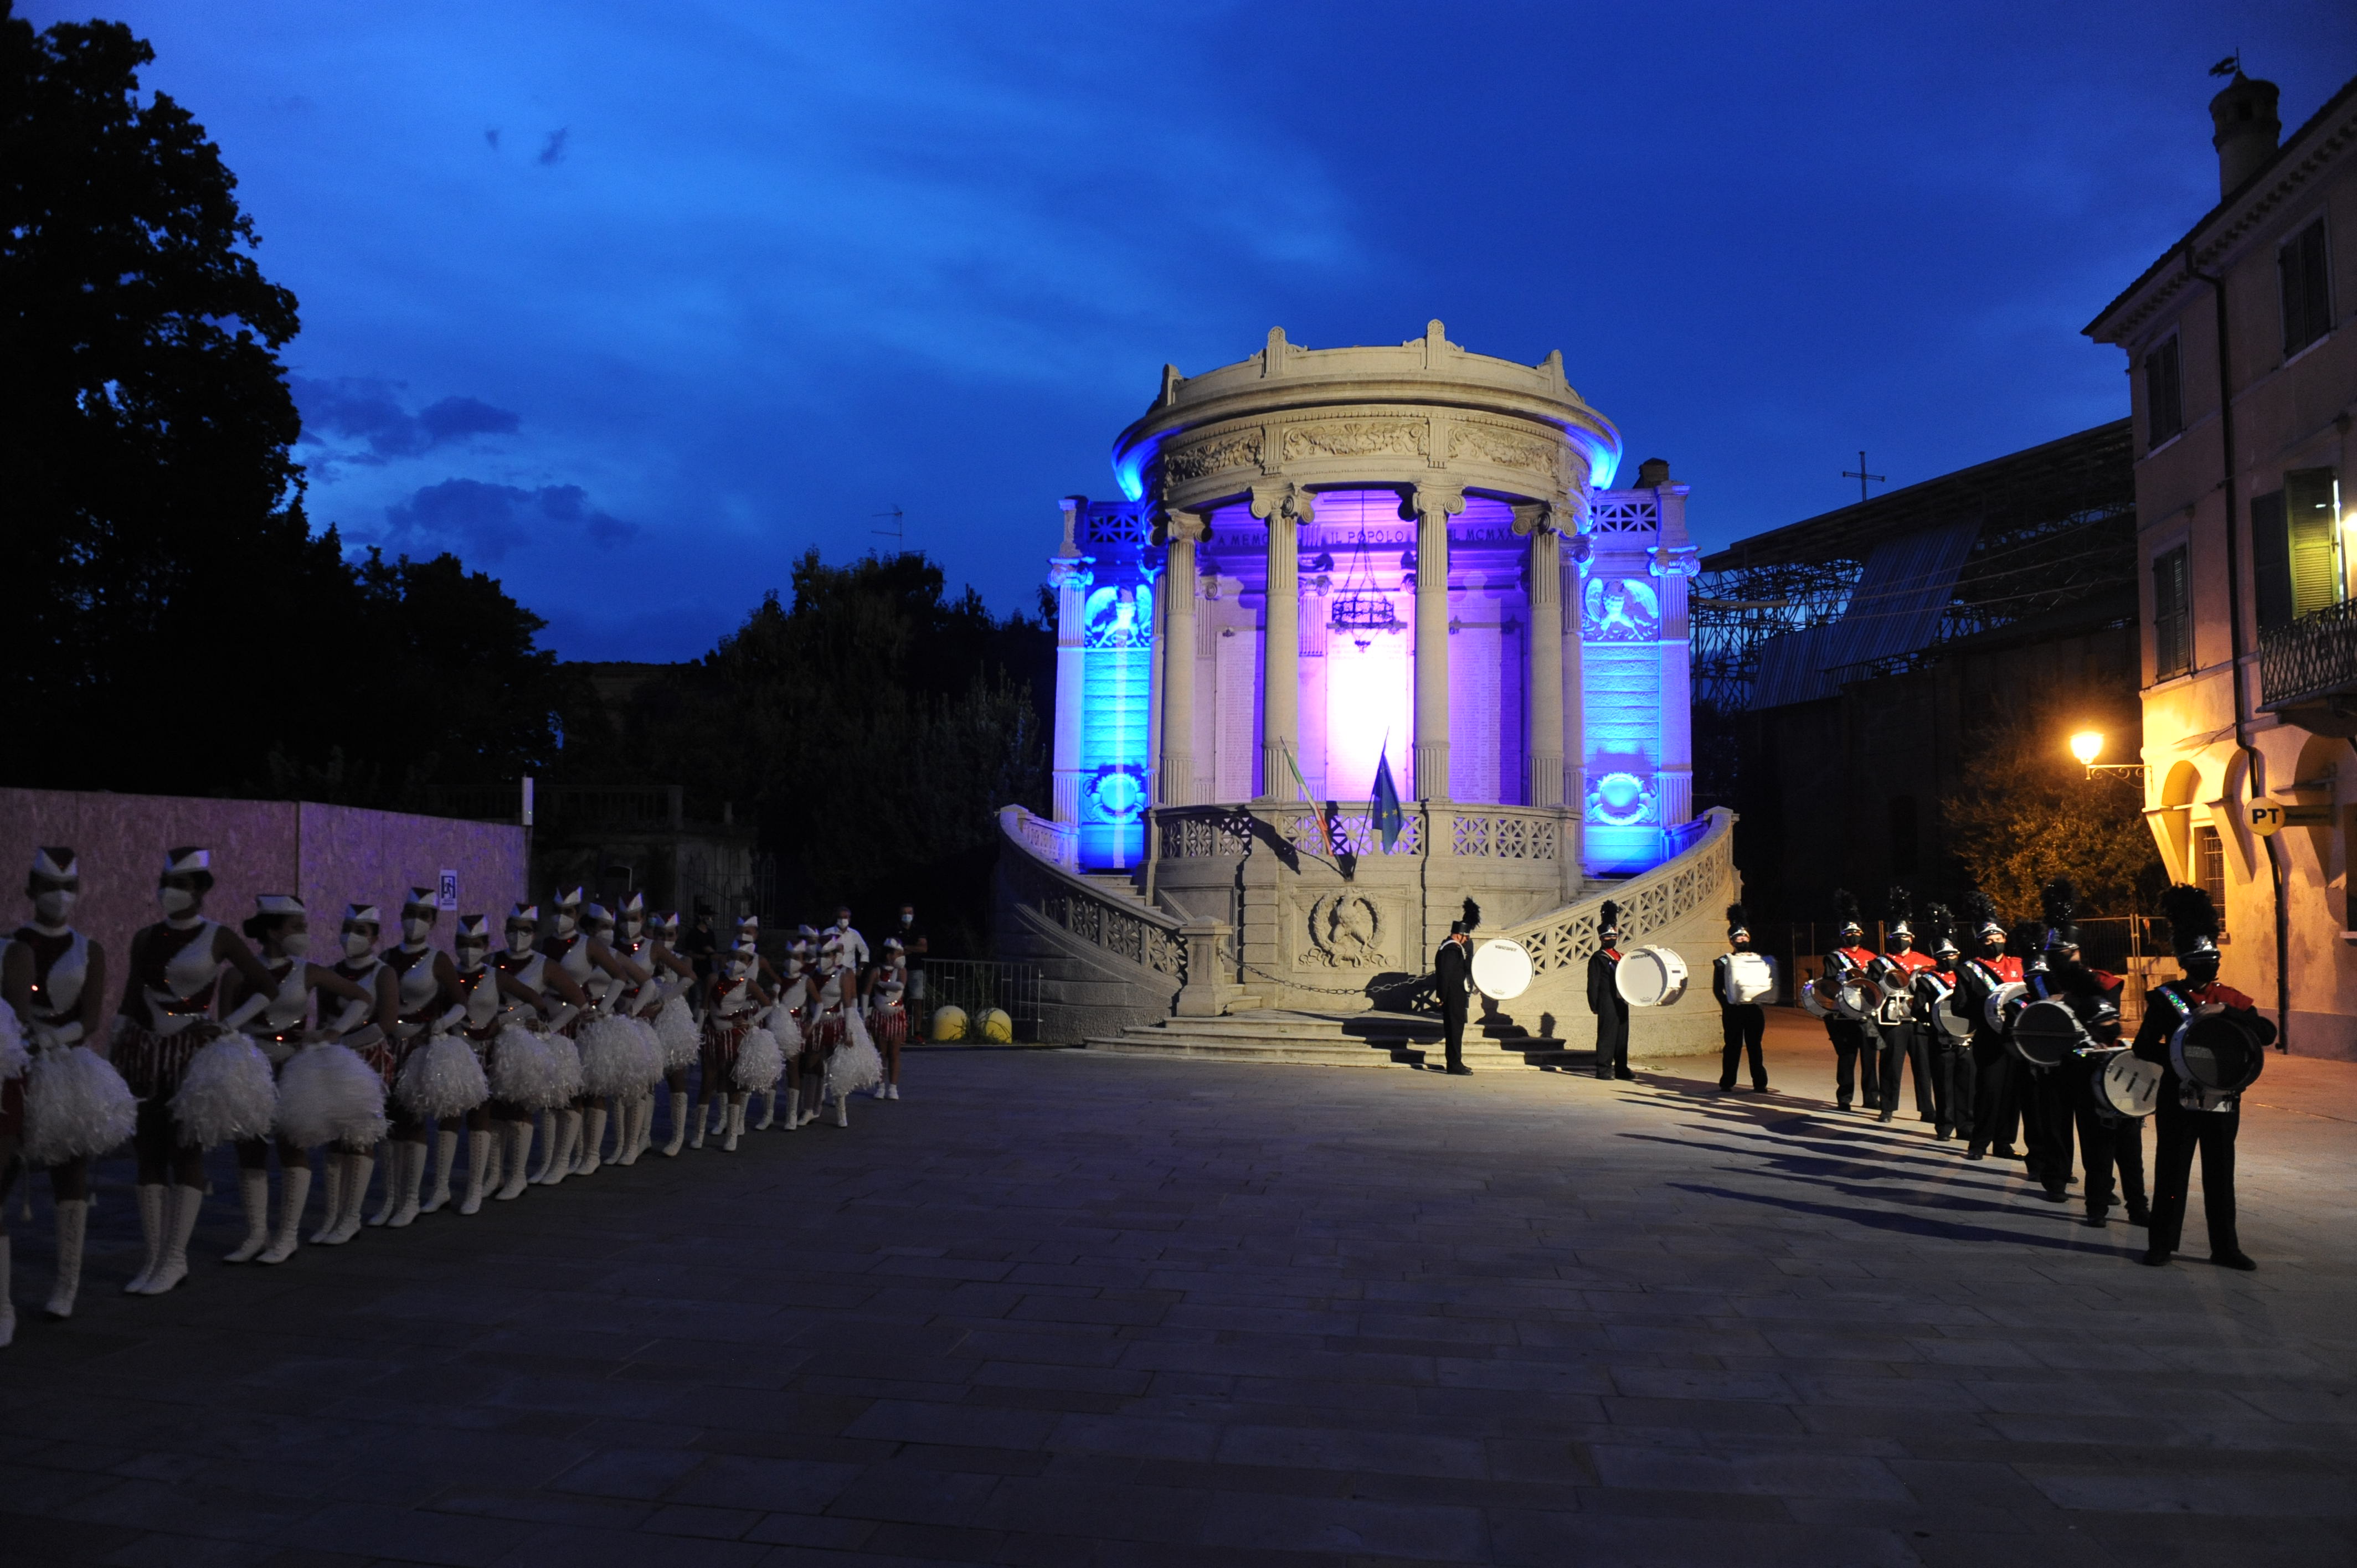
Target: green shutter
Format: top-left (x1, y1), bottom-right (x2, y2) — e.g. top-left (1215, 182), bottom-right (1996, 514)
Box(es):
top-left (2252, 491), bottom-right (2292, 630)
top-left (2286, 468), bottom-right (2343, 618)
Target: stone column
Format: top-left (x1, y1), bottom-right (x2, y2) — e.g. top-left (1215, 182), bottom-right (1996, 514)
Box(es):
top-left (1157, 508), bottom-right (1205, 807)
top-left (1408, 483), bottom-right (1465, 801)
top-left (1516, 504), bottom-right (1564, 809)
top-left (1250, 483), bottom-right (1311, 802)
top-left (1049, 501), bottom-right (1094, 827)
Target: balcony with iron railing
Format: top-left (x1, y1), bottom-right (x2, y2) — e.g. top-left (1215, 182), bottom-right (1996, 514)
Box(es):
top-left (2261, 597), bottom-right (2357, 714)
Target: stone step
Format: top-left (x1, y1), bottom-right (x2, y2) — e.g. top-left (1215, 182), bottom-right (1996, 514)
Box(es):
top-left (1084, 1007), bottom-right (1597, 1072)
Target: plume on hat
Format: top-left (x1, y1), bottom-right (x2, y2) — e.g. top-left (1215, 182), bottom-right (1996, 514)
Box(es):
top-left (1922, 901), bottom-right (1957, 952)
top-left (1460, 896), bottom-right (1481, 932)
top-left (1726, 901), bottom-right (1748, 934)
top-left (2009, 918), bottom-right (2046, 961)
top-left (2159, 883), bottom-right (2220, 952)
top-left (2040, 879), bottom-right (2077, 928)
top-left (1598, 899), bottom-right (1621, 931)
top-left (1831, 888), bottom-right (1860, 927)
top-left (1885, 885), bottom-right (1913, 925)
top-left (1960, 889), bottom-right (2002, 937)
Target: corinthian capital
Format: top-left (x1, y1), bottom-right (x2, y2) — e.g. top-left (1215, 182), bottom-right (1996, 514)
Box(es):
top-left (1403, 482), bottom-right (1465, 523)
top-left (1510, 501), bottom-right (1556, 537)
top-left (1154, 506), bottom-right (1208, 545)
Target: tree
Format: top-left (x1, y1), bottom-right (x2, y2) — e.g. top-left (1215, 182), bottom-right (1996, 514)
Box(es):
top-left (0, 7), bottom-right (563, 805)
top-left (1942, 704), bottom-right (2166, 920)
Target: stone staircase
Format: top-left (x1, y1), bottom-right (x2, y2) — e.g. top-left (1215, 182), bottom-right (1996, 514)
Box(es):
top-left (1085, 1006), bottom-right (1594, 1072)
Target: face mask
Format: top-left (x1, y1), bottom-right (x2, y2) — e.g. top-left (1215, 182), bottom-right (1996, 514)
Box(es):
top-left (1892, 938), bottom-right (1912, 953)
top-left (159, 886), bottom-right (197, 915)
top-left (33, 889), bottom-right (76, 924)
top-left (506, 929), bottom-right (534, 956)
top-left (343, 931), bottom-right (375, 960)
top-left (281, 931), bottom-right (312, 957)
top-left (836, 917), bottom-right (850, 930)
top-left (899, 912), bottom-right (912, 926)
top-left (457, 943), bottom-right (488, 968)
top-left (622, 917), bottom-right (643, 938)
top-left (402, 915), bottom-right (433, 943)
top-left (555, 911), bottom-right (577, 936)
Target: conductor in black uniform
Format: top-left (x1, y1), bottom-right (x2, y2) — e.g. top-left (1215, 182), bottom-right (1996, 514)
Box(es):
top-left (1588, 900), bottom-right (1632, 1080)
top-left (1433, 921), bottom-right (1474, 1076)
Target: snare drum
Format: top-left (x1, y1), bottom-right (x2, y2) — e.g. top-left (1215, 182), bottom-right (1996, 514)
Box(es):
top-left (1615, 946), bottom-right (1689, 1008)
top-left (2095, 1049), bottom-right (2163, 1118)
top-left (2010, 998), bottom-right (2088, 1069)
top-left (1470, 938), bottom-right (1533, 1001)
top-left (1799, 975), bottom-right (1836, 1018)
top-left (1835, 981), bottom-right (1876, 1022)
top-left (2169, 1006), bottom-right (2268, 1095)
top-left (1721, 951), bottom-right (1776, 1005)
top-left (1982, 980), bottom-right (2027, 1034)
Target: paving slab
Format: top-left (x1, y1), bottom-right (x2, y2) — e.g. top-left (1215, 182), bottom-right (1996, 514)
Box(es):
top-left (1, 1022), bottom-right (2353, 1565)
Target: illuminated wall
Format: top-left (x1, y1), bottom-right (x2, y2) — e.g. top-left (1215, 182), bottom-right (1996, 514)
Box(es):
top-left (1577, 484), bottom-right (1697, 875)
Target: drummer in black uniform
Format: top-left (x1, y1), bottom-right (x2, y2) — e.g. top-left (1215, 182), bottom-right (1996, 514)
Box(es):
top-left (2014, 899), bottom-right (2078, 1203)
top-left (2134, 885), bottom-right (2270, 1270)
top-left (1821, 890), bottom-right (1879, 1113)
top-left (1913, 905), bottom-right (1969, 1140)
top-left (1713, 904), bottom-right (1769, 1094)
top-left (1587, 901), bottom-right (1631, 1081)
top-left (1953, 893), bottom-right (2024, 1162)
top-left (2030, 888), bottom-right (2145, 1227)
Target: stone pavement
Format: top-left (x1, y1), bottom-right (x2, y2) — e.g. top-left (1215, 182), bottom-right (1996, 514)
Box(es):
top-left (2, 1023), bottom-right (2353, 1567)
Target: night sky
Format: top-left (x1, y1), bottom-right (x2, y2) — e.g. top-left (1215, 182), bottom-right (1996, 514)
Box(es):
top-left (27, 2), bottom-right (2356, 661)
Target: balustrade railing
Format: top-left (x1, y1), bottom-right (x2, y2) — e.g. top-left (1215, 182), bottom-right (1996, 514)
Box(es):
top-left (1495, 808), bottom-right (1735, 981)
top-left (1150, 801), bottom-right (1581, 862)
top-left (998, 806), bottom-right (1185, 981)
top-left (2261, 597), bottom-right (2357, 710)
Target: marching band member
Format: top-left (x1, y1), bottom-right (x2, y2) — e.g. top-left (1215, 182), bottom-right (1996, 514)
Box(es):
top-left (698, 940), bottom-right (771, 1149)
top-left (312, 903), bottom-right (399, 1244)
top-left (2033, 900), bottom-right (2143, 1229)
top-left (1821, 890), bottom-right (1879, 1113)
top-left (446, 914), bottom-right (544, 1213)
top-left (217, 896), bottom-right (374, 1263)
top-left (814, 936), bottom-right (883, 1123)
top-left (1712, 904), bottom-right (1768, 1094)
top-left (110, 848), bottom-right (281, 1294)
top-left (2, 848), bottom-right (133, 1328)
top-left (493, 904), bottom-right (587, 1199)
top-left (1954, 893), bottom-right (2021, 1162)
top-left (1587, 901), bottom-right (1631, 1081)
top-left (767, 932), bottom-right (815, 1134)
top-left (2135, 885), bottom-right (2268, 1269)
top-left (621, 902), bottom-right (695, 1160)
top-left (2014, 885), bottom-right (2083, 1203)
top-left (1874, 888), bottom-right (1938, 1127)
top-left (374, 888), bottom-right (468, 1227)
top-left (542, 890), bottom-right (650, 1182)
top-left (866, 937), bottom-right (909, 1100)
top-left (1913, 905), bottom-right (1969, 1139)
top-left (649, 911), bottom-right (707, 1157)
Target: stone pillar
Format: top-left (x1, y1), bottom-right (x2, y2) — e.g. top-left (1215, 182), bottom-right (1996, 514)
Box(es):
top-left (1157, 508), bottom-right (1205, 807)
top-left (1049, 501), bottom-right (1094, 827)
top-left (1251, 483), bottom-right (1311, 802)
top-left (1408, 483), bottom-right (1465, 801)
top-left (1516, 504), bottom-right (1563, 809)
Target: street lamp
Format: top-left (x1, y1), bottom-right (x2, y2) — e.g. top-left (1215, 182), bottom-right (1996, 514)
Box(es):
top-left (2068, 729), bottom-right (2144, 782)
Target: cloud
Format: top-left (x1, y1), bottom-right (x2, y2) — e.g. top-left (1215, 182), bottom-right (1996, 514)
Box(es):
top-left (382, 479), bottom-right (636, 562)
top-left (294, 377), bottom-right (521, 468)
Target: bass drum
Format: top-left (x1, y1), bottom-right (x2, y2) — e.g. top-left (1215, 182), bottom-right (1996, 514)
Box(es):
top-left (1799, 974), bottom-right (1836, 1018)
top-left (1470, 938), bottom-right (1533, 1001)
top-left (1615, 946), bottom-right (1689, 1008)
top-left (1721, 951), bottom-right (1776, 1005)
top-left (2096, 1049), bottom-right (2163, 1118)
top-left (1982, 980), bottom-right (2027, 1034)
top-left (1917, 972), bottom-right (1971, 1044)
top-left (2170, 1006), bottom-right (2268, 1094)
top-left (2010, 998), bottom-right (2089, 1069)
top-left (1835, 981), bottom-right (1876, 1022)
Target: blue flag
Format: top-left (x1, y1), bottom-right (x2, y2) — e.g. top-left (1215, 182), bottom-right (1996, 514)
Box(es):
top-left (1371, 745), bottom-right (1404, 853)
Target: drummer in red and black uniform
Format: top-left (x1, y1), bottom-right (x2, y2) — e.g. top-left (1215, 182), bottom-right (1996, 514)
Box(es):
top-left (1873, 888), bottom-right (1937, 1127)
top-left (1821, 890), bottom-right (1879, 1113)
top-left (2012, 902), bottom-right (2079, 1203)
top-left (1911, 905), bottom-right (1969, 1140)
top-left (2034, 887), bottom-right (2145, 1227)
top-left (1712, 904), bottom-right (1769, 1094)
top-left (1587, 901), bottom-right (1631, 1081)
top-left (1953, 891), bottom-right (2023, 1162)
top-left (2134, 885), bottom-right (2269, 1270)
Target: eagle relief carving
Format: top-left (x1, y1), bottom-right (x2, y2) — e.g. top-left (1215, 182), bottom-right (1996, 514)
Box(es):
top-left (1164, 430), bottom-right (1263, 483)
top-left (1303, 891), bottom-right (1385, 968)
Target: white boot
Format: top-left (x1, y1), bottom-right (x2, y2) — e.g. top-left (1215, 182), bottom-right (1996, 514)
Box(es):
top-left (460, 1129), bottom-right (493, 1215)
top-left (748, 1090), bottom-right (771, 1131)
top-left (125, 1184), bottom-right (167, 1293)
top-left (783, 1088), bottom-right (801, 1132)
top-left (388, 1141), bottom-right (426, 1227)
top-left (256, 1169), bottom-right (307, 1265)
top-left (137, 1184), bottom-right (204, 1295)
top-left (577, 1105), bottom-right (607, 1177)
top-left (708, 1097), bottom-right (729, 1137)
top-left (637, 1092), bottom-right (656, 1157)
top-left (366, 1141), bottom-right (398, 1226)
top-left (661, 1089), bottom-right (688, 1156)
top-left (0, 1236), bottom-right (14, 1348)
top-left (888, 1083), bottom-right (900, 1100)
top-left (721, 1097), bottom-right (742, 1152)
top-left (688, 1097), bottom-right (709, 1151)
top-left (420, 1129), bottom-right (459, 1213)
top-left (526, 1110), bottom-right (555, 1182)
top-left (327, 1152), bottom-right (373, 1244)
top-left (308, 1155), bottom-right (344, 1245)
top-left (47, 1198), bottom-right (88, 1313)
top-left (802, 1091), bottom-right (822, 1127)
top-left (834, 1090), bottom-right (850, 1128)
top-left (538, 1110), bottom-right (579, 1185)
top-left (224, 1169), bottom-right (271, 1263)
top-left (481, 1126), bottom-right (506, 1197)
top-left (496, 1121), bottom-right (533, 1200)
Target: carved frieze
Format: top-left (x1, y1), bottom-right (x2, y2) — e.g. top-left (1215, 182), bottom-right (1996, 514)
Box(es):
top-left (1282, 419), bottom-right (1428, 463)
top-left (1448, 422), bottom-right (1560, 476)
top-left (1164, 430), bottom-right (1264, 483)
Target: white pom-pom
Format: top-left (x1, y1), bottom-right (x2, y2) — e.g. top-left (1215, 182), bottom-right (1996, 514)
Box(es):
top-left (23, 1045), bottom-right (137, 1165)
top-left (768, 1007), bottom-right (805, 1060)
top-left (490, 1024), bottom-right (580, 1110)
top-left (276, 1040), bottom-right (390, 1147)
top-left (654, 996), bottom-right (698, 1069)
top-left (395, 1033), bottom-right (491, 1119)
top-left (170, 1033), bottom-right (281, 1147)
top-left (825, 1011), bottom-right (884, 1098)
top-left (578, 1014), bottom-right (650, 1097)
top-left (627, 1017), bottom-right (666, 1084)
top-left (734, 1026), bottom-right (784, 1091)
top-left (0, 999), bottom-right (28, 1082)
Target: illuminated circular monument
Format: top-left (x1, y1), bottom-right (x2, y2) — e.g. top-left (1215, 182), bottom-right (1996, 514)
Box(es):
top-left (1005, 322), bottom-right (1732, 1045)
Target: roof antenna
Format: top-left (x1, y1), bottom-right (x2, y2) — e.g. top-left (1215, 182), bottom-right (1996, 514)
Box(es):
top-left (2208, 50), bottom-right (2241, 78)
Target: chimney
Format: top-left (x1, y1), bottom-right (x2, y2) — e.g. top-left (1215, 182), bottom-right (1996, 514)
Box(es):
top-left (2209, 70), bottom-right (2281, 200)
top-left (1634, 457), bottom-right (1671, 488)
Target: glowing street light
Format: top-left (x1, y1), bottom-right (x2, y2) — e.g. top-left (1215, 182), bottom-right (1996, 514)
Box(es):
top-left (2069, 730), bottom-right (2104, 767)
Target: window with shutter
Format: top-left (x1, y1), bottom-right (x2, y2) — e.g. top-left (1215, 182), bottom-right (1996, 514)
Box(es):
top-left (2143, 336), bottom-right (2183, 448)
top-left (2194, 826), bottom-right (2227, 929)
top-left (2252, 491), bottom-right (2292, 631)
top-left (2279, 218), bottom-right (2332, 358)
top-left (2285, 468), bottom-right (2343, 618)
top-left (2152, 544), bottom-right (2190, 678)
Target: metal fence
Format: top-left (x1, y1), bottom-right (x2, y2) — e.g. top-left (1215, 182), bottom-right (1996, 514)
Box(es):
top-left (2261, 595), bottom-right (2357, 709)
top-left (922, 960), bottom-right (1044, 1043)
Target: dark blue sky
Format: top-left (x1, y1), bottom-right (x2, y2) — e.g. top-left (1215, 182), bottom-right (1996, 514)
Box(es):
top-left (32, 2), bottom-right (2356, 659)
